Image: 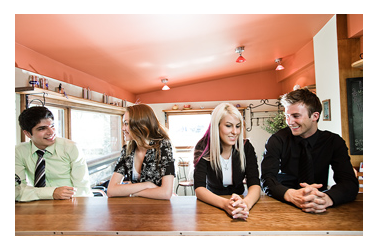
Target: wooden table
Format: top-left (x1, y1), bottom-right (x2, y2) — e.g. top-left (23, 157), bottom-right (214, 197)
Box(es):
top-left (15, 194), bottom-right (363, 236)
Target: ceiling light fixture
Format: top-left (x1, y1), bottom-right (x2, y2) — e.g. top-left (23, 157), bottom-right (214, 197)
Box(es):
top-left (235, 46), bottom-right (246, 63)
top-left (161, 78), bottom-right (170, 90)
top-left (275, 58), bottom-right (284, 70)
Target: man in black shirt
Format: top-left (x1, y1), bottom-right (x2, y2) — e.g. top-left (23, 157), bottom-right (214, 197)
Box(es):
top-left (261, 88), bottom-right (358, 213)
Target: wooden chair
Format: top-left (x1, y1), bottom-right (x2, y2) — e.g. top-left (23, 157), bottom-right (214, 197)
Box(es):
top-left (92, 186), bottom-right (107, 197)
top-left (176, 158), bottom-right (194, 196)
top-left (357, 170), bottom-right (363, 193)
top-left (354, 166), bottom-right (363, 193)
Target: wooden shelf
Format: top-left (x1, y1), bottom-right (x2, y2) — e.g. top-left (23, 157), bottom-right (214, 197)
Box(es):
top-left (15, 86), bottom-right (126, 113)
top-left (163, 107), bottom-right (246, 113)
top-left (163, 107), bottom-right (246, 124)
top-left (351, 59), bottom-right (363, 69)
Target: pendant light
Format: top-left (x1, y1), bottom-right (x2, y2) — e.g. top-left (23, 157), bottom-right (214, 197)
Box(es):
top-left (275, 58), bottom-right (284, 71)
top-left (235, 46), bottom-right (246, 63)
top-left (161, 79), bottom-right (170, 90)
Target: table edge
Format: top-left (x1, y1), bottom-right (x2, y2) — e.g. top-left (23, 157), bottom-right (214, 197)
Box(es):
top-left (15, 230), bottom-right (363, 236)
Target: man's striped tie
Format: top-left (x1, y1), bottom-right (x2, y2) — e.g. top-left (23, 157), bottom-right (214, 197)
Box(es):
top-left (34, 150), bottom-right (46, 187)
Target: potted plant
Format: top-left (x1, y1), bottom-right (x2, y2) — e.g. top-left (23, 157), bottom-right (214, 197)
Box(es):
top-left (261, 111), bottom-right (288, 134)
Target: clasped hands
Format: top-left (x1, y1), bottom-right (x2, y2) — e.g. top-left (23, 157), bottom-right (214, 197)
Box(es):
top-left (224, 193), bottom-right (249, 220)
top-left (284, 183), bottom-right (333, 213)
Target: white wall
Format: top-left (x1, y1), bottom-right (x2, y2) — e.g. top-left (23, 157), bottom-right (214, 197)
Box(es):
top-left (314, 15), bottom-right (342, 136)
top-left (313, 15), bottom-right (341, 187)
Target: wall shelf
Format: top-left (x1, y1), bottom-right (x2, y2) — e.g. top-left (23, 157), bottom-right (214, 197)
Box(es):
top-left (163, 107), bottom-right (246, 124)
top-left (351, 59), bottom-right (363, 69)
top-left (163, 107), bottom-right (245, 114)
top-left (15, 86), bottom-right (126, 113)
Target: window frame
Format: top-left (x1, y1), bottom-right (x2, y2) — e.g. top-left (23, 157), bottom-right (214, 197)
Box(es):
top-left (166, 113), bottom-right (212, 149)
top-left (70, 107), bottom-right (123, 165)
top-left (163, 107), bottom-right (245, 128)
top-left (163, 107), bottom-right (245, 149)
top-left (16, 87), bottom-right (126, 172)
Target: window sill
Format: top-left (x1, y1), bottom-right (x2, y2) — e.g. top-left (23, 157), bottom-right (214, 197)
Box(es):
top-left (87, 152), bottom-right (120, 175)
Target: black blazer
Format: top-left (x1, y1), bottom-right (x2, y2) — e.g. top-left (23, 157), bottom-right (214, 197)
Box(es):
top-left (194, 140), bottom-right (260, 195)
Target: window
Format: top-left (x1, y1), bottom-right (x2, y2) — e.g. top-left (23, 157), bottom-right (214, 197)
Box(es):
top-left (168, 114), bottom-right (211, 147)
top-left (71, 109), bottom-right (122, 162)
top-left (27, 104), bottom-right (65, 138)
top-left (16, 87), bottom-right (126, 185)
top-left (45, 106), bottom-right (65, 138)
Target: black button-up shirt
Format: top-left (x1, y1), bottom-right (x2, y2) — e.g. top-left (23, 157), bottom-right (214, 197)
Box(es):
top-left (261, 127), bottom-right (358, 206)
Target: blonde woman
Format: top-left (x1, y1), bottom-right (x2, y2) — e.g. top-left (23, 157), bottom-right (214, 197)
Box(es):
top-left (193, 103), bottom-right (261, 220)
top-left (107, 104), bottom-right (175, 200)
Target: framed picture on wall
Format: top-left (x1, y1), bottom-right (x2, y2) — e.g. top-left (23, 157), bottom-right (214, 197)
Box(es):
top-left (322, 99), bottom-right (331, 121)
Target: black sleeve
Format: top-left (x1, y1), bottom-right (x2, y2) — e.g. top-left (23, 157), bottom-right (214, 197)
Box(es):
top-left (160, 140), bottom-right (175, 176)
top-left (244, 140), bottom-right (260, 187)
top-left (193, 157), bottom-right (209, 190)
top-left (261, 134), bottom-right (289, 202)
top-left (325, 136), bottom-right (359, 206)
top-left (114, 145), bottom-right (128, 176)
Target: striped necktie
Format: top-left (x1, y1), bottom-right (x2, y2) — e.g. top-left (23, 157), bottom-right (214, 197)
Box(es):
top-left (35, 150), bottom-right (46, 187)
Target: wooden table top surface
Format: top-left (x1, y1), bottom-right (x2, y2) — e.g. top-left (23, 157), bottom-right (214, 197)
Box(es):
top-left (15, 193), bottom-right (363, 236)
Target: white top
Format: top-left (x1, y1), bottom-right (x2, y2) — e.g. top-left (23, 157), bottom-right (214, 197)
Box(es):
top-left (220, 155), bottom-right (233, 187)
top-left (132, 160), bottom-right (141, 181)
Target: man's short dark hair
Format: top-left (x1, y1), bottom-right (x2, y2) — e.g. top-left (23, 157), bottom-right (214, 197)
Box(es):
top-left (281, 88), bottom-right (322, 121)
top-left (18, 106), bottom-right (54, 134)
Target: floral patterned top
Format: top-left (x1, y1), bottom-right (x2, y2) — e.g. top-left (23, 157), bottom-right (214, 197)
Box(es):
top-left (114, 139), bottom-right (175, 186)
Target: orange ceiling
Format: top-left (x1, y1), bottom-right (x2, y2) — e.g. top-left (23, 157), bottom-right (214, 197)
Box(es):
top-left (15, 14), bottom-right (334, 95)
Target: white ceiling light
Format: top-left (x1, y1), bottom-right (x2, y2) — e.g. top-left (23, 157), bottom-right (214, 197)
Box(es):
top-left (275, 58), bottom-right (284, 70)
top-left (161, 78), bottom-right (170, 90)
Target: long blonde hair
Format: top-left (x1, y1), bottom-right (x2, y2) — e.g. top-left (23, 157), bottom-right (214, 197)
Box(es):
top-left (194, 103), bottom-right (245, 173)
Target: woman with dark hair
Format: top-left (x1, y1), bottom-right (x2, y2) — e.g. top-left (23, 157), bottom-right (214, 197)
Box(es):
top-left (193, 103), bottom-right (261, 220)
top-left (107, 104), bottom-right (175, 200)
